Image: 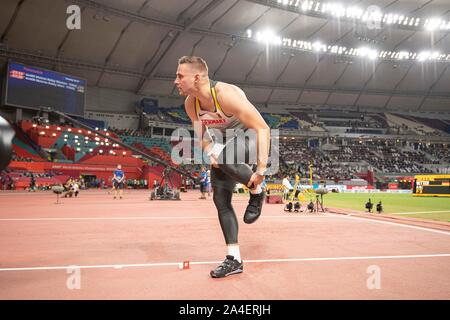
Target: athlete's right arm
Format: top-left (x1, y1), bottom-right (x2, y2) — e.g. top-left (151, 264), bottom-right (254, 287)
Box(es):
top-left (184, 96), bottom-right (214, 154)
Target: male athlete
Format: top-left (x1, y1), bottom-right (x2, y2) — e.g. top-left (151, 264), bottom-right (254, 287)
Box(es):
top-left (174, 56), bottom-right (270, 278)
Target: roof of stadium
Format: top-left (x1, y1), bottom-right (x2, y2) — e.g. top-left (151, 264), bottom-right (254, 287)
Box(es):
top-left (1, 0), bottom-right (450, 113)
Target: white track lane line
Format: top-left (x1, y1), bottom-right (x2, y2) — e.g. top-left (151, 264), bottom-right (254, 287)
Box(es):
top-left (390, 210), bottom-right (450, 215)
top-left (0, 253), bottom-right (448, 272)
top-left (325, 213), bottom-right (450, 236)
top-left (0, 215), bottom-right (329, 222)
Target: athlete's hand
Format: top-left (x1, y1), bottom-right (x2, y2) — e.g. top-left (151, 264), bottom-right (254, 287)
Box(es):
top-left (247, 172), bottom-right (264, 189)
top-left (209, 155), bottom-right (219, 168)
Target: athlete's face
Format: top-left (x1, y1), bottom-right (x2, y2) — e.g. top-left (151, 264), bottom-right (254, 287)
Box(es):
top-left (174, 64), bottom-right (197, 96)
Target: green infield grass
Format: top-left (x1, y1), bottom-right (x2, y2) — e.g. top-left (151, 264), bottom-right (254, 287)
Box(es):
top-left (305, 192), bottom-right (450, 222)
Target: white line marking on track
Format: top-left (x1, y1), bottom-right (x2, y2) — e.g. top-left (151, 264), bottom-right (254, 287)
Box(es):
top-left (325, 213), bottom-right (450, 236)
top-left (0, 253), bottom-right (448, 272)
top-left (390, 210), bottom-right (450, 215)
top-left (0, 215), bottom-right (329, 222)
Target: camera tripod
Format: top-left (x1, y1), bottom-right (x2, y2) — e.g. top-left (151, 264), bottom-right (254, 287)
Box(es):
top-left (150, 167), bottom-right (181, 200)
top-left (314, 194), bottom-right (325, 213)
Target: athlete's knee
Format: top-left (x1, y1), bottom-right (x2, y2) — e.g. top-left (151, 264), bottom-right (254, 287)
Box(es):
top-left (213, 192), bottom-right (229, 209)
top-left (213, 190), bottom-right (233, 211)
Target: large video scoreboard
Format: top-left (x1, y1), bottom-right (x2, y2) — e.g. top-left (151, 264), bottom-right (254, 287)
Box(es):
top-left (3, 61), bottom-right (86, 116)
top-left (413, 175), bottom-right (450, 197)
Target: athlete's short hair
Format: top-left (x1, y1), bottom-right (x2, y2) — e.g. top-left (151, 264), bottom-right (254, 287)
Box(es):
top-left (178, 56), bottom-right (208, 74)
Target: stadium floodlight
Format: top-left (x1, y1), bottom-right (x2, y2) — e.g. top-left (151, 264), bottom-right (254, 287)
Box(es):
top-left (301, 0), bottom-right (311, 11)
top-left (425, 18), bottom-right (442, 31)
top-left (385, 14), bottom-right (393, 24)
top-left (398, 51), bottom-right (410, 60)
top-left (430, 52), bottom-right (440, 60)
top-left (255, 29), bottom-right (282, 45)
top-left (369, 50), bottom-right (378, 60)
top-left (358, 47), bottom-right (368, 56)
top-left (442, 21), bottom-right (450, 30)
top-left (312, 41), bottom-right (325, 52)
top-left (247, 27), bottom-right (450, 63)
top-left (346, 6), bottom-right (363, 19)
top-left (418, 51), bottom-right (431, 61)
top-left (256, 0), bottom-right (450, 32)
top-left (355, 47), bottom-right (378, 60)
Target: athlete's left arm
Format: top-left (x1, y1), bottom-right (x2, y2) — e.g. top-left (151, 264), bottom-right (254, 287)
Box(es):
top-left (218, 84), bottom-right (270, 186)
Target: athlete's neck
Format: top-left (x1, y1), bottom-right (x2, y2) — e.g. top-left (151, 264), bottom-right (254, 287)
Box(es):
top-left (195, 80), bottom-right (215, 111)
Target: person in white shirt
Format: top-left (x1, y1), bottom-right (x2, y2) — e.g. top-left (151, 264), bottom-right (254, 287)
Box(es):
top-left (282, 175), bottom-right (293, 200)
top-left (72, 182), bottom-right (79, 197)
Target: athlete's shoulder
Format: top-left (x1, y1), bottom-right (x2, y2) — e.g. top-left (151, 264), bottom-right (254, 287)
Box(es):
top-left (184, 95), bottom-right (195, 108)
top-left (215, 82), bottom-right (246, 99)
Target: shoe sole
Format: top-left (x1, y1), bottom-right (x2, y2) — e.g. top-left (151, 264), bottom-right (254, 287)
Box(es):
top-left (243, 213), bottom-right (261, 224)
top-left (210, 268), bottom-right (243, 278)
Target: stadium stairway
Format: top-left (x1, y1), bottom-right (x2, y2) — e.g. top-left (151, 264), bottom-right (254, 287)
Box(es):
top-left (12, 123), bottom-right (49, 160)
top-left (12, 137), bottom-right (45, 161)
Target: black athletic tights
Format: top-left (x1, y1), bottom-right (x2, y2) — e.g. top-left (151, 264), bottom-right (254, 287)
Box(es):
top-left (210, 138), bottom-right (254, 245)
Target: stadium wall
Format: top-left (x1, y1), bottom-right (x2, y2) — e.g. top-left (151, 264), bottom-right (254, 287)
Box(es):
top-left (8, 161), bottom-right (143, 183)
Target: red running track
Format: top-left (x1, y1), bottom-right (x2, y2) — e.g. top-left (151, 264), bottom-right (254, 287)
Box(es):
top-left (0, 189), bottom-right (449, 299)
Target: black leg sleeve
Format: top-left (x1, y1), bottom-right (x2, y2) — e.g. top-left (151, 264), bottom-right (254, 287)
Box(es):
top-left (216, 135), bottom-right (254, 187)
top-left (211, 167), bottom-right (238, 244)
top-left (213, 186), bottom-right (239, 244)
top-left (209, 134), bottom-right (259, 245)
top-left (217, 163), bottom-right (253, 187)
